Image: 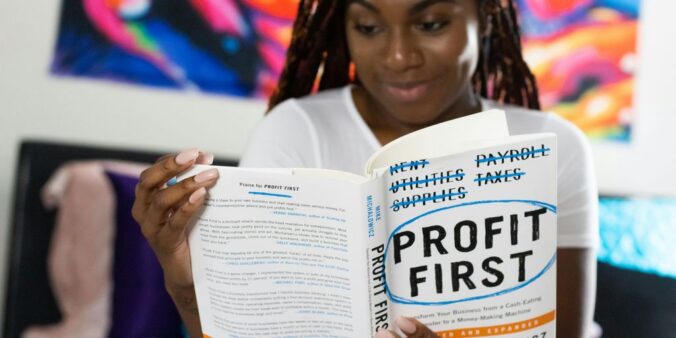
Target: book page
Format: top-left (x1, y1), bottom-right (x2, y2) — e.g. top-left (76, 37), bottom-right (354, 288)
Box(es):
top-left (359, 175), bottom-right (393, 334)
top-left (186, 167), bottom-right (373, 337)
top-left (380, 134), bottom-right (557, 337)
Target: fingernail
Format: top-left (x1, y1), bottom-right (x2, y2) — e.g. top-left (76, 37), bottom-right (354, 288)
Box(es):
top-left (195, 168), bottom-right (219, 183)
top-left (197, 152), bottom-right (214, 164)
top-left (376, 330), bottom-right (397, 338)
top-left (397, 317), bottom-right (417, 335)
top-left (189, 187), bottom-right (206, 204)
top-left (175, 148), bottom-right (199, 165)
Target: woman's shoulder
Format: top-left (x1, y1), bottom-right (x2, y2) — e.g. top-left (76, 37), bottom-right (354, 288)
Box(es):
top-left (482, 98), bottom-right (588, 149)
top-left (239, 96), bottom-right (323, 169)
top-left (266, 86), bottom-right (355, 130)
top-left (268, 86), bottom-right (348, 115)
top-left (240, 86), bottom-right (355, 168)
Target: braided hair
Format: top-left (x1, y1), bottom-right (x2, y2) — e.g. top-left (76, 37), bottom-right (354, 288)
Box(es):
top-left (268, 0), bottom-right (540, 111)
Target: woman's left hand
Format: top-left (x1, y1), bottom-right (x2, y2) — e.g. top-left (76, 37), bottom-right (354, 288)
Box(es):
top-left (376, 317), bottom-right (439, 338)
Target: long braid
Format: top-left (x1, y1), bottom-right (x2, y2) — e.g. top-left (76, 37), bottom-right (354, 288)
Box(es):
top-left (318, 1), bottom-right (350, 90)
top-left (267, 0), bottom-right (350, 110)
top-left (473, 0), bottom-right (540, 110)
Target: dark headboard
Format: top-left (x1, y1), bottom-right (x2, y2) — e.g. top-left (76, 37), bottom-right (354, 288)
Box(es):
top-left (2, 140), bottom-right (236, 338)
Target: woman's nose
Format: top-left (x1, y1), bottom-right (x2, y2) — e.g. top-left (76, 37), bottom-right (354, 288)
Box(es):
top-left (384, 28), bottom-right (424, 73)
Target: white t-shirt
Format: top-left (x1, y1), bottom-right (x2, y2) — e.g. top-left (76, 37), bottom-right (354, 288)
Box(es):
top-left (240, 86), bottom-right (599, 248)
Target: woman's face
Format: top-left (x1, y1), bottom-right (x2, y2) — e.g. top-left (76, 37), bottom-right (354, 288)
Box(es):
top-left (346, 0), bottom-right (481, 127)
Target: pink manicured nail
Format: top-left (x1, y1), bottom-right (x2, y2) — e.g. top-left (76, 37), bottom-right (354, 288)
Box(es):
top-left (194, 168), bottom-right (219, 183)
top-left (376, 330), bottom-right (397, 338)
top-left (397, 317), bottom-right (417, 334)
top-left (197, 152), bottom-right (215, 164)
top-left (189, 187), bottom-right (206, 204)
top-left (175, 148), bottom-right (199, 165)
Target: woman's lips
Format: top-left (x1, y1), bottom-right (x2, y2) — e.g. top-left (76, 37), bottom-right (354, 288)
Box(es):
top-left (383, 80), bottom-right (433, 102)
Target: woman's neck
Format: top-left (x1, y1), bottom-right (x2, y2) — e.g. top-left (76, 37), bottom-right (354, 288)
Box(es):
top-left (352, 84), bottom-right (483, 145)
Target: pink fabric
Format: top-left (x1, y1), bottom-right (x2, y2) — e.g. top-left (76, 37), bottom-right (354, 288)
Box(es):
top-left (22, 161), bottom-right (146, 338)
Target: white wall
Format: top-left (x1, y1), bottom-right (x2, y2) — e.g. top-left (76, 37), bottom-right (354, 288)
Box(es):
top-left (1, 0), bottom-right (676, 330)
top-left (0, 0), bottom-right (266, 328)
top-left (591, 0), bottom-right (676, 197)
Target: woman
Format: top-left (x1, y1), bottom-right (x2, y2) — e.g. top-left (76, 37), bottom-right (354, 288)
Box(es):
top-left (132, 0), bottom-right (598, 337)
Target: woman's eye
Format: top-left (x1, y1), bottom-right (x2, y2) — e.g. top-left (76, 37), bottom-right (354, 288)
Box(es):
top-left (354, 24), bottom-right (381, 36)
top-left (416, 20), bottom-right (448, 32)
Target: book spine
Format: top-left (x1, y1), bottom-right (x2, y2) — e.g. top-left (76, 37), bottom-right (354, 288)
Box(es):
top-left (362, 177), bottom-right (391, 336)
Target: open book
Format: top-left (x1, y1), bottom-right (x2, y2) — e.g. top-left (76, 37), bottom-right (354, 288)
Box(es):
top-left (185, 110), bottom-right (557, 337)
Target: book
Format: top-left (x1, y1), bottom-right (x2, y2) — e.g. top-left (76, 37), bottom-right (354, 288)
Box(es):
top-left (183, 110), bottom-right (557, 338)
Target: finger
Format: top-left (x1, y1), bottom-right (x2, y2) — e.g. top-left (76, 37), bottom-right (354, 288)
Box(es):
top-left (134, 154), bottom-right (175, 204)
top-left (134, 149), bottom-right (201, 211)
top-left (163, 152), bottom-right (212, 188)
top-left (396, 317), bottom-right (438, 338)
top-left (156, 187), bottom-right (207, 252)
top-left (376, 329), bottom-right (401, 338)
top-left (142, 168), bottom-right (219, 236)
top-left (196, 152), bottom-right (214, 165)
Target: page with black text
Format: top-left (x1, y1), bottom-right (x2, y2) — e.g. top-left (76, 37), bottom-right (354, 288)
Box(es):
top-left (186, 167), bottom-right (374, 337)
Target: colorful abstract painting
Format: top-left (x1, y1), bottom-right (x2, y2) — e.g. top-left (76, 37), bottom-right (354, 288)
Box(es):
top-left (51, 0), bottom-right (298, 98)
top-left (518, 0), bottom-right (641, 142)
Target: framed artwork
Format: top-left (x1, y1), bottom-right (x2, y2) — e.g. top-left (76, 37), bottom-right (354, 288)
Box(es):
top-left (51, 0), bottom-right (298, 98)
top-left (518, 0), bottom-right (641, 142)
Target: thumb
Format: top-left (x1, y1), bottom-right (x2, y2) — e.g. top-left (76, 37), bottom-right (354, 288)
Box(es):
top-left (396, 317), bottom-right (438, 338)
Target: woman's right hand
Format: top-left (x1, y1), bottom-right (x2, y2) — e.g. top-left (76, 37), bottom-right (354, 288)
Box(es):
top-left (131, 148), bottom-right (219, 314)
